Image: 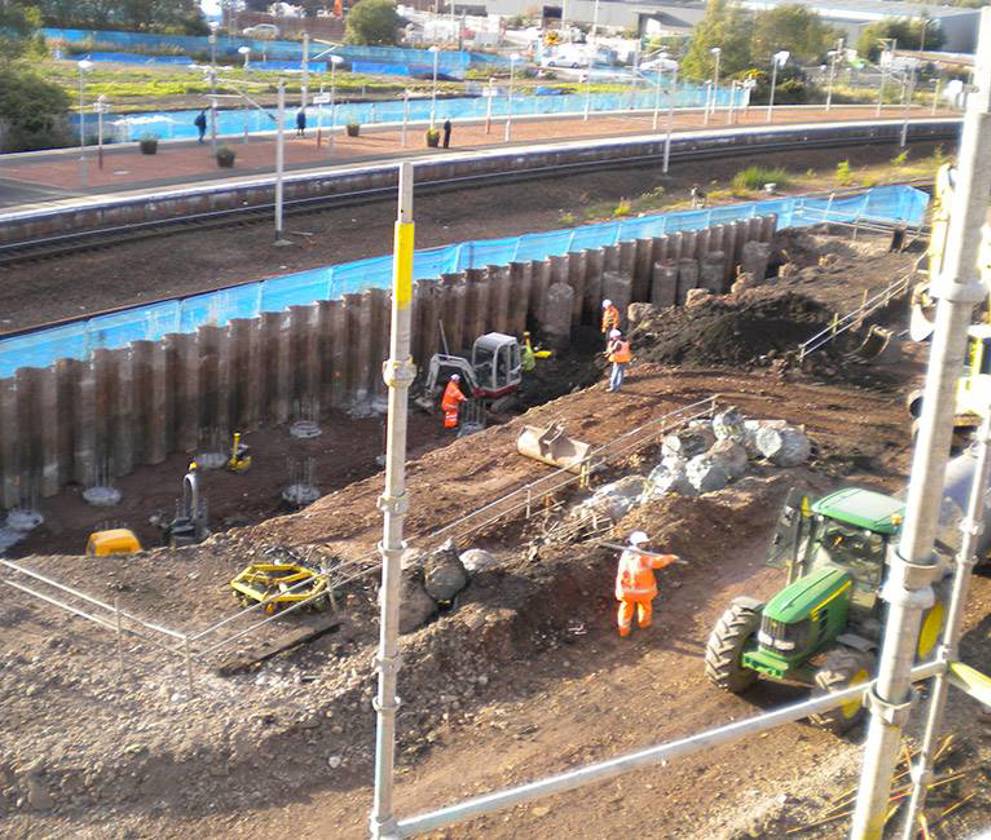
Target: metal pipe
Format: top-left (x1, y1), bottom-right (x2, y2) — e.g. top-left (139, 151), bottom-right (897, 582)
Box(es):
top-left (766, 58), bottom-right (779, 124)
top-left (370, 161), bottom-right (416, 840)
top-left (430, 48), bottom-right (439, 130)
top-left (301, 32), bottom-right (309, 108)
top-left (901, 412), bottom-right (991, 838)
top-left (850, 11), bottom-right (991, 838)
top-left (901, 62), bottom-right (917, 148)
top-left (663, 65), bottom-right (677, 173)
top-left (397, 661), bottom-right (943, 838)
top-left (274, 79), bottom-right (289, 245)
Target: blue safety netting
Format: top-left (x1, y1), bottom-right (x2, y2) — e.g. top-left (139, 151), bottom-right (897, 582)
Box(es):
top-left (82, 51), bottom-right (194, 65)
top-left (43, 27), bottom-right (496, 72)
top-left (0, 185), bottom-right (927, 377)
top-left (86, 84), bottom-right (736, 142)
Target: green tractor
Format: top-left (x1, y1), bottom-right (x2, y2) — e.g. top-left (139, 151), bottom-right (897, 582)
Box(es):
top-left (704, 486), bottom-right (951, 734)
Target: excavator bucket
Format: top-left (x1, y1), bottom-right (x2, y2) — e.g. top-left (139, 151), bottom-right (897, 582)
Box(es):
top-left (909, 281), bottom-right (936, 343)
top-left (516, 421), bottom-right (594, 474)
top-left (847, 324), bottom-right (898, 364)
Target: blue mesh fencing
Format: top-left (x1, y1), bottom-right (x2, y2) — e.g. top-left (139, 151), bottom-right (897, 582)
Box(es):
top-left (0, 185), bottom-right (927, 376)
top-left (94, 84), bottom-right (734, 143)
top-left (44, 27), bottom-right (496, 72)
top-left (84, 51), bottom-right (194, 65)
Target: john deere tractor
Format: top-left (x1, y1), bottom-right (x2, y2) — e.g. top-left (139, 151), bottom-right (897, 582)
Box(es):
top-left (704, 487), bottom-right (952, 734)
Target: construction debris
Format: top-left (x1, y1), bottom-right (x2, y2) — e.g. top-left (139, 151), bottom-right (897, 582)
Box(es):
top-left (755, 425), bottom-right (812, 467)
top-left (423, 540), bottom-right (469, 603)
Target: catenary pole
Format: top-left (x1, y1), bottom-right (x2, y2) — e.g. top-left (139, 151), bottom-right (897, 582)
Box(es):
top-left (274, 79), bottom-right (290, 246)
top-left (900, 411), bottom-right (991, 838)
top-left (849, 10), bottom-right (991, 839)
top-left (369, 161), bottom-right (416, 840)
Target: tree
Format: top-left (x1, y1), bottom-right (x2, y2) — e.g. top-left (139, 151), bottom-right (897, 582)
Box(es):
top-left (0, 65), bottom-right (71, 152)
top-left (0, 2), bottom-right (45, 62)
top-left (856, 18), bottom-right (945, 61)
top-left (35, 0), bottom-right (209, 34)
top-left (345, 0), bottom-right (400, 46)
top-left (750, 4), bottom-right (836, 65)
top-left (681, 0), bottom-right (753, 81)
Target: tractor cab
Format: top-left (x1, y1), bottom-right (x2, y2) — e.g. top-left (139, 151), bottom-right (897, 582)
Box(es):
top-left (746, 488), bottom-right (903, 681)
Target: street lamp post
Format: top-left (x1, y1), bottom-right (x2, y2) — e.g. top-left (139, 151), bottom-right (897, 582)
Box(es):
top-left (662, 57), bottom-right (678, 174)
top-left (77, 59), bottom-right (93, 187)
top-left (95, 94), bottom-right (108, 170)
top-left (485, 76), bottom-right (495, 133)
top-left (703, 79), bottom-right (712, 125)
top-left (274, 78), bottom-right (291, 246)
top-left (315, 83), bottom-right (326, 147)
top-left (766, 50), bottom-right (789, 123)
top-left (429, 45), bottom-right (440, 130)
top-left (301, 32), bottom-right (310, 108)
top-left (825, 47), bottom-right (839, 111)
top-left (238, 44), bottom-right (251, 70)
top-left (505, 53), bottom-right (520, 142)
top-left (401, 88), bottom-right (411, 146)
top-left (329, 54), bottom-right (343, 151)
top-left (709, 46), bottom-right (721, 121)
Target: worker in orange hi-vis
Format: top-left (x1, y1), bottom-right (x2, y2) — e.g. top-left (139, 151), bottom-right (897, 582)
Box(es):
top-left (601, 298), bottom-right (620, 337)
top-left (615, 531), bottom-right (679, 637)
top-left (441, 374), bottom-right (466, 430)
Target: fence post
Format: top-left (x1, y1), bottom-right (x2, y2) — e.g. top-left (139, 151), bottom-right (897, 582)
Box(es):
top-left (525, 486), bottom-right (532, 520)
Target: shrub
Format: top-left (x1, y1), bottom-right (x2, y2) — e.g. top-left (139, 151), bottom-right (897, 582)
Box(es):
top-left (612, 198), bottom-right (632, 218)
top-left (345, 0), bottom-right (401, 46)
top-left (346, 122), bottom-right (360, 137)
top-left (216, 146), bottom-right (235, 168)
top-left (836, 159), bottom-right (853, 186)
top-left (139, 133), bottom-right (159, 154)
top-left (560, 211), bottom-right (577, 225)
top-left (425, 127), bottom-right (440, 147)
top-left (731, 165), bottom-right (791, 193)
top-left (0, 64), bottom-right (71, 152)
top-left (891, 149), bottom-right (909, 167)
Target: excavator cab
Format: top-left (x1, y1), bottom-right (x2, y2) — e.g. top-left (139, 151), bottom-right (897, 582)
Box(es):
top-left (421, 333), bottom-right (523, 402)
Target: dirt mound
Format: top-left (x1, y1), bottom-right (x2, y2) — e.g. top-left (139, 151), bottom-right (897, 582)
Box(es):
top-left (629, 288), bottom-right (832, 367)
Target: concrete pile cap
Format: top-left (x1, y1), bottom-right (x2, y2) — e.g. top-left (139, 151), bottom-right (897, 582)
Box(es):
top-left (82, 486), bottom-right (123, 507)
top-left (289, 420), bottom-right (322, 439)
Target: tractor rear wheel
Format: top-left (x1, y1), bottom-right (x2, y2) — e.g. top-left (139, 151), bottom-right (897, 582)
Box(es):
top-left (810, 647), bottom-right (875, 735)
top-left (704, 597), bottom-right (763, 693)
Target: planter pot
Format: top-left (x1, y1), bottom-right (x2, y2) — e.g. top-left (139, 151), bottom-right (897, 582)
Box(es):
top-left (346, 124), bottom-right (360, 137)
top-left (139, 139), bottom-right (158, 155)
top-left (426, 133), bottom-right (440, 148)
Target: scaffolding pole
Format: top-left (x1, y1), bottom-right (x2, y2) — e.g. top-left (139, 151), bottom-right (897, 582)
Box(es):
top-left (850, 10), bottom-right (991, 838)
top-left (369, 161), bottom-right (416, 840)
top-left (900, 414), bottom-right (991, 837)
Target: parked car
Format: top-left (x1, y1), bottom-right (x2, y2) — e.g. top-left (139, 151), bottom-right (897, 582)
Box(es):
top-left (540, 45), bottom-right (590, 69)
top-left (242, 24), bottom-right (280, 38)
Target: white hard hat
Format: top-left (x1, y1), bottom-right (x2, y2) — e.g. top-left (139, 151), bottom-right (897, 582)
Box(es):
top-left (602, 299), bottom-right (612, 308)
top-left (629, 530), bottom-right (649, 546)
top-left (450, 374), bottom-right (460, 381)
top-left (609, 329), bottom-right (621, 339)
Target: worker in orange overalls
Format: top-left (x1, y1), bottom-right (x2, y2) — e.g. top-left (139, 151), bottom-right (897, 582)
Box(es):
top-left (605, 328), bottom-right (631, 392)
top-left (601, 298), bottom-right (620, 337)
top-left (615, 531), bottom-right (679, 637)
top-left (441, 374), bottom-right (466, 430)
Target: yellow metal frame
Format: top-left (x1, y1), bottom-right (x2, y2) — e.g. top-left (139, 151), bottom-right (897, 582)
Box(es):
top-left (230, 562), bottom-right (329, 613)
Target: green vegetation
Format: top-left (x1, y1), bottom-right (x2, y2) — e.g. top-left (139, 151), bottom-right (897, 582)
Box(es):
top-left (891, 149), bottom-right (909, 167)
top-left (612, 198), bottom-right (632, 218)
top-left (731, 165), bottom-right (792, 194)
top-left (836, 159), bottom-right (853, 185)
top-left (856, 18), bottom-right (944, 62)
top-left (33, 0), bottom-right (208, 35)
top-left (345, 0), bottom-right (401, 46)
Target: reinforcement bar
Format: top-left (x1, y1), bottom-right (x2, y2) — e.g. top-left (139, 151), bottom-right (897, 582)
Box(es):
top-left (395, 660), bottom-right (944, 837)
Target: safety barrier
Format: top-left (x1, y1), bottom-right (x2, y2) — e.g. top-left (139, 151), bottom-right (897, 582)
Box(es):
top-left (44, 27), bottom-right (494, 72)
top-left (796, 270), bottom-right (915, 361)
top-left (93, 83), bottom-right (737, 143)
top-left (0, 185), bottom-right (928, 377)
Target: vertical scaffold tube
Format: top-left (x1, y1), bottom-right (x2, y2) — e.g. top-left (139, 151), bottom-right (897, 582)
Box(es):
top-left (369, 161), bottom-right (416, 840)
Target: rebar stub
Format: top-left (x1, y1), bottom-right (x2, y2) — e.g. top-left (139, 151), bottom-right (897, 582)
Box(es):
top-left (82, 486), bottom-right (122, 507)
top-left (282, 483), bottom-right (320, 506)
top-left (5, 509), bottom-right (44, 532)
top-left (289, 420), bottom-right (322, 439)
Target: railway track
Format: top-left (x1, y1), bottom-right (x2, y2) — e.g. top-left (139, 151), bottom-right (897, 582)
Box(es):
top-left (0, 120), bottom-right (955, 267)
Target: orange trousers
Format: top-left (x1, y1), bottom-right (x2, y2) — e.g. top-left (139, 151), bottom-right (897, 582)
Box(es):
top-left (617, 596), bottom-right (653, 637)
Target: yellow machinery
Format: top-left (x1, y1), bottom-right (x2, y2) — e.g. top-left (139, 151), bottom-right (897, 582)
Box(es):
top-left (908, 163), bottom-right (991, 439)
top-left (230, 562), bottom-right (329, 615)
top-left (86, 528), bottom-right (142, 556)
top-left (227, 431), bottom-right (252, 473)
top-left (516, 420), bottom-right (594, 474)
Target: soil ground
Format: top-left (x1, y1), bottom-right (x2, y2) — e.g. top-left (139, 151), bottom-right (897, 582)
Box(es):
top-left (2, 227), bottom-right (989, 839)
top-left (0, 140), bottom-right (943, 334)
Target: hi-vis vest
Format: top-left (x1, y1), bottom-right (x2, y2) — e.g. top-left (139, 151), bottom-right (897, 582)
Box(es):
top-left (609, 340), bottom-right (631, 364)
top-left (615, 550), bottom-right (658, 600)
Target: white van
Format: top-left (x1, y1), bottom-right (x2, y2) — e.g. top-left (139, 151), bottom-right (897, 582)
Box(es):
top-left (243, 24), bottom-right (280, 39)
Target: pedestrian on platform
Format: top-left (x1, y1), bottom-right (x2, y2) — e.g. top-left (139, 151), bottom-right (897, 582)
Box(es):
top-left (605, 328), bottom-right (631, 392)
top-left (194, 110), bottom-right (208, 143)
top-left (442, 118), bottom-right (452, 148)
top-left (615, 531), bottom-right (679, 637)
top-left (296, 107), bottom-right (307, 138)
top-left (601, 298), bottom-right (620, 337)
top-left (441, 374), bottom-right (466, 430)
